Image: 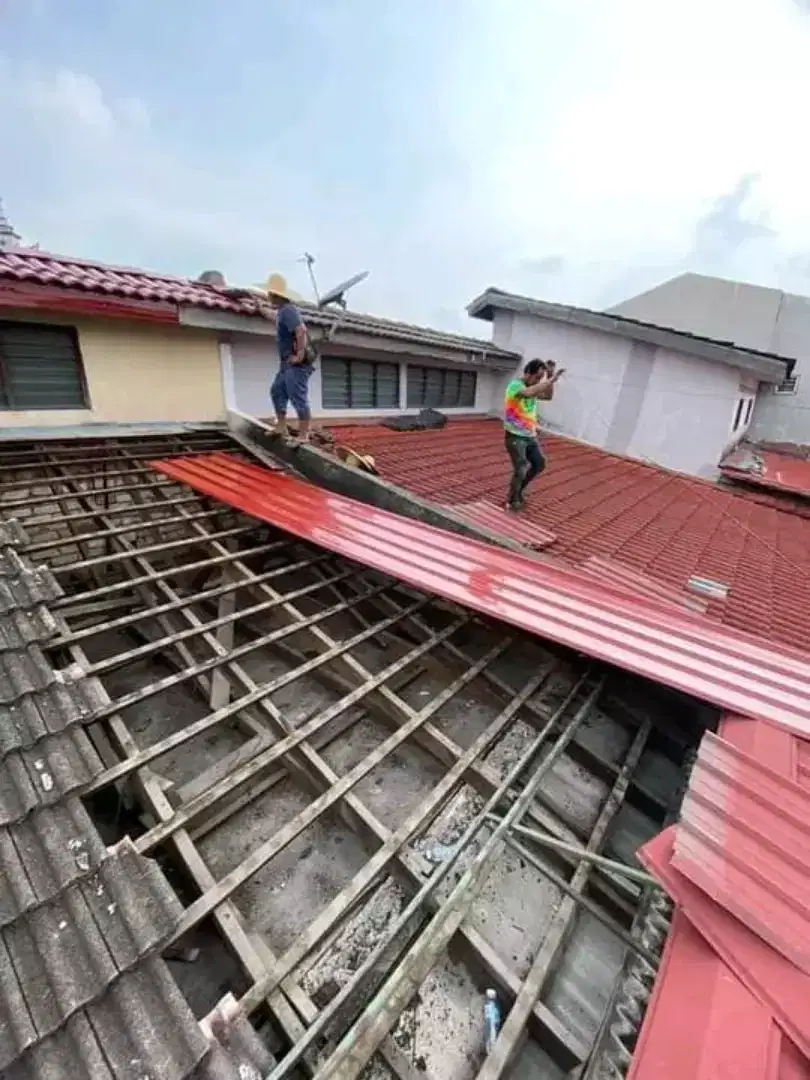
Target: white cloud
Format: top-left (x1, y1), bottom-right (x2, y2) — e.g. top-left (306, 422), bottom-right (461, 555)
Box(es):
top-left (3, 0), bottom-right (810, 332)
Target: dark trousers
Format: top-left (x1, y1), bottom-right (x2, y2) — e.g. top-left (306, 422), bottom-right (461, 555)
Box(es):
top-left (270, 362), bottom-right (313, 420)
top-left (505, 432), bottom-right (546, 505)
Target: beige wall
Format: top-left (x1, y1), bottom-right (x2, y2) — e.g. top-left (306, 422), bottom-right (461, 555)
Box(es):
top-left (0, 310), bottom-right (225, 427)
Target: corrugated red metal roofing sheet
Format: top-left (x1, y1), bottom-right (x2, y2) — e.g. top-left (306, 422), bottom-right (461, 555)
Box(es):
top-left (640, 827), bottom-right (810, 1067)
top-left (328, 420), bottom-right (810, 655)
top-left (721, 445), bottom-right (810, 500)
top-left (628, 907), bottom-right (792, 1080)
top-left (149, 452), bottom-right (810, 735)
top-left (450, 500), bottom-right (556, 549)
top-left (672, 732), bottom-right (810, 975)
top-left (579, 555), bottom-right (708, 613)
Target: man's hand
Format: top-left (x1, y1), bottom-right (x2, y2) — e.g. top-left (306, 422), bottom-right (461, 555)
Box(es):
top-left (289, 353), bottom-right (303, 365)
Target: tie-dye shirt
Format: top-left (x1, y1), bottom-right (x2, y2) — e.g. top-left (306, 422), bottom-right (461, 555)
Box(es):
top-left (503, 379), bottom-right (537, 437)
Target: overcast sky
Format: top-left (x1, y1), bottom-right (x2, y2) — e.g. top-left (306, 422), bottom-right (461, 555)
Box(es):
top-left (2, 0), bottom-right (810, 332)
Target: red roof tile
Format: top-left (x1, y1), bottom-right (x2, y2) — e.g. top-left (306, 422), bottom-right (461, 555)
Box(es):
top-left (0, 249), bottom-right (516, 356)
top-left (328, 419), bottom-right (810, 655)
top-left (721, 444), bottom-right (810, 500)
top-left (450, 499), bottom-right (556, 549)
top-left (0, 248), bottom-right (258, 315)
top-left (673, 732), bottom-right (810, 975)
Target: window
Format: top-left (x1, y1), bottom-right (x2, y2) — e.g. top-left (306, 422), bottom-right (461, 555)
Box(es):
top-left (774, 375), bottom-right (799, 396)
top-left (320, 357), bottom-right (400, 410)
top-left (0, 321), bottom-right (88, 411)
top-left (732, 398), bottom-right (745, 431)
top-left (406, 365), bottom-right (477, 409)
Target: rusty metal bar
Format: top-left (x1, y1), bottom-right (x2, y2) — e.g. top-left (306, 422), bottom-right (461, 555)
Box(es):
top-left (23, 505), bottom-right (237, 555)
top-left (50, 539), bottom-right (288, 609)
top-left (264, 674), bottom-right (599, 1079)
top-left (84, 591), bottom-right (431, 793)
top-left (476, 720), bottom-right (652, 1079)
top-left (238, 663), bottom-right (553, 1019)
top-left (52, 551), bottom-right (331, 647)
top-left (0, 478), bottom-right (182, 512)
top-left (51, 521), bottom-right (258, 574)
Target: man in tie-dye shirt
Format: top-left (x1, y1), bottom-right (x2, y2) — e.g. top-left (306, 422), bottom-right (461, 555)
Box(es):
top-left (503, 359), bottom-right (564, 511)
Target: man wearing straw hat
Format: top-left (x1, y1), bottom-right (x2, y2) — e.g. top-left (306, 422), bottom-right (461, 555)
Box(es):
top-left (264, 273), bottom-right (314, 442)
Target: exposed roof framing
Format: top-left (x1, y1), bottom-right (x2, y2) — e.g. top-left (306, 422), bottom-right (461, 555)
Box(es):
top-left (0, 431), bottom-right (709, 1079)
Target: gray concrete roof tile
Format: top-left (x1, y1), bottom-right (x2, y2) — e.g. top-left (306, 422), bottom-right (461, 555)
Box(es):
top-left (0, 606), bottom-right (60, 650)
top-left (0, 670), bottom-right (108, 758)
top-left (0, 799), bottom-right (105, 927)
top-left (0, 845), bottom-right (183, 1068)
top-left (0, 646), bottom-right (58, 705)
top-left (0, 516), bottom-right (266, 1079)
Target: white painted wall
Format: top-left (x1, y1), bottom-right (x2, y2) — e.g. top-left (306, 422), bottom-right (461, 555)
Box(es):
top-left (487, 309), bottom-right (756, 478)
top-left (627, 348), bottom-right (751, 478)
top-left (227, 334), bottom-right (501, 419)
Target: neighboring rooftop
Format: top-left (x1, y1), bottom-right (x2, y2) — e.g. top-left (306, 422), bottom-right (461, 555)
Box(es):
top-left (720, 441), bottom-right (810, 500)
top-left (326, 417), bottom-right (810, 654)
top-left (610, 271), bottom-right (810, 367)
top-left (467, 285), bottom-right (790, 380)
top-left (0, 247), bottom-right (519, 361)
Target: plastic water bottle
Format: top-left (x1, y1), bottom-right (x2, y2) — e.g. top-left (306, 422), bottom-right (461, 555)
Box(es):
top-left (484, 988), bottom-right (501, 1052)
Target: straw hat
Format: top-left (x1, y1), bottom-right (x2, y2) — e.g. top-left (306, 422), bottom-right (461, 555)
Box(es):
top-left (254, 272), bottom-right (304, 304)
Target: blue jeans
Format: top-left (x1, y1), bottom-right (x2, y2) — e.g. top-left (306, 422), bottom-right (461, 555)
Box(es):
top-left (505, 432), bottom-right (546, 505)
top-left (270, 362), bottom-right (313, 420)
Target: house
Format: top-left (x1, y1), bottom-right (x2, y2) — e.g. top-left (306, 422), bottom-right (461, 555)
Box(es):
top-left (610, 271), bottom-right (810, 445)
top-left (467, 286), bottom-right (789, 479)
top-left (0, 246), bottom-right (518, 435)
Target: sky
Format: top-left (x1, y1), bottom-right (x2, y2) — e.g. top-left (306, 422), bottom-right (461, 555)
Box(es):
top-left (2, 0), bottom-right (810, 333)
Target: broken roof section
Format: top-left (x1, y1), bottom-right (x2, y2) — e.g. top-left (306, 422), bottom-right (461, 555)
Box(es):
top-left (0, 520), bottom-right (269, 1079)
top-left (0, 247), bottom-right (519, 362)
top-left (0, 427), bottom-right (710, 1079)
top-left (326, 418), bottom-right (810, 656)
top-left (721, 441), bottom-right (810, 500)
top-left (468, 285), bottom-right (789, 381)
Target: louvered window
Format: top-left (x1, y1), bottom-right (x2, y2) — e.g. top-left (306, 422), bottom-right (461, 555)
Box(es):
top-left (0, 322), bottom-right (88, 410)
top-left (406, 365), bottom-right (477, 409)
top-left (321, 357), bottom-right (400, 409)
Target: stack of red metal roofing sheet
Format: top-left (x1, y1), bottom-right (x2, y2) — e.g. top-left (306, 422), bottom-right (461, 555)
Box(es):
top-left (450, 499), bottom-right (557, 549)
top-left (632, 719), bottom-right (810, 1079)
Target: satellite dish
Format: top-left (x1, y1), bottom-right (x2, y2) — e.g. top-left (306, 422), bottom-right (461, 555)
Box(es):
top-left (318, 270), bottom-right (370, 309)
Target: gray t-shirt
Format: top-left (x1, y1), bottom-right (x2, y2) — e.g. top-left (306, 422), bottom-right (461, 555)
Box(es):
top-left (276, 302), bottom-right (303, 364)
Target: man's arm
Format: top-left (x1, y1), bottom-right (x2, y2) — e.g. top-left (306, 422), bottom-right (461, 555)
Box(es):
top-left (519, 370), bottom-right (564, 399)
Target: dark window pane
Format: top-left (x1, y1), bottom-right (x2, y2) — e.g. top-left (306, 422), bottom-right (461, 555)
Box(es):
top-left (406, 364), bottom-right (477, 409)
top-left (321, 358), bottom-right (351, 409)
top-left (320, 356), bottom-right (401, 409)
top-left (0, 322), bottom-right (87, 410)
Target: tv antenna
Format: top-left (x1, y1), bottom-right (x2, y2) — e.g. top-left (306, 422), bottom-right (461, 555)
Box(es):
top-left (298, 253), bottom-right (370, 341)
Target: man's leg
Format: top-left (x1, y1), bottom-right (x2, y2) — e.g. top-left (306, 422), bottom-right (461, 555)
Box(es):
top-left (504, 433), bottom-right (529, 510)
top-left (270, 367), bottom-right (290, 435)
top-left (288, 364), bottom-right (314, 442)
top-left (520, 441), bottom-right (547, 498)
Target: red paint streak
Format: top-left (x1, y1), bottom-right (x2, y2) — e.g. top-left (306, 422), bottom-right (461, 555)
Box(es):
top-left (149, 452), bottom-right (810, 735)
top-left (673, 732), bottom-right (810, 975)
top-left (328, 420), bottom-right (810, 655)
